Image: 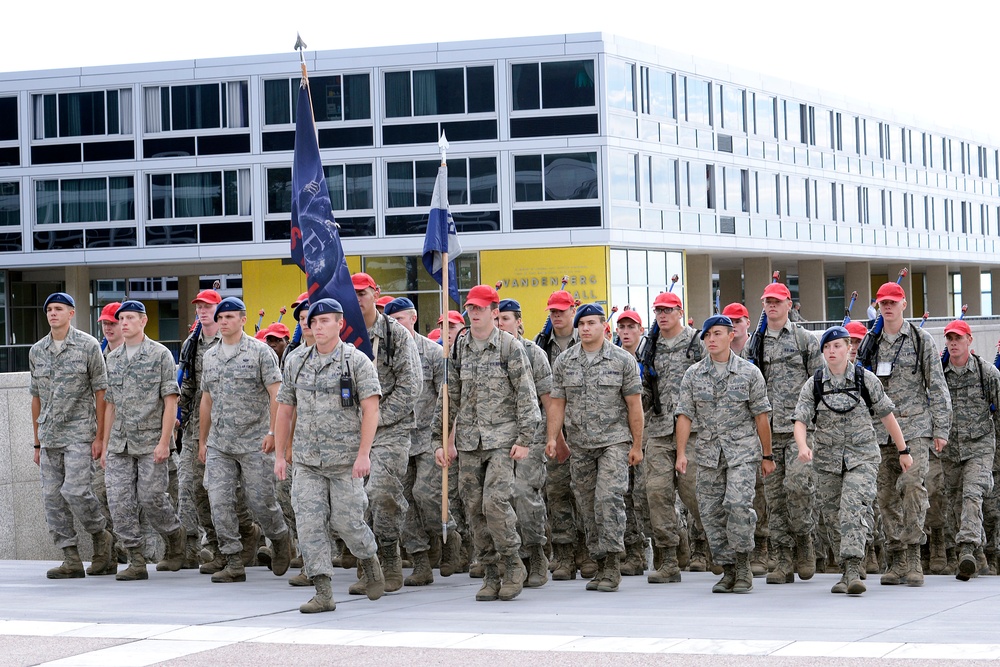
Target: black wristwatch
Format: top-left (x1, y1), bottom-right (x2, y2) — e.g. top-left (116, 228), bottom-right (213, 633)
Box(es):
top-left (762, 454), bottom-right (774, 461)
top-left (898, 446), bottom-right (911, 456)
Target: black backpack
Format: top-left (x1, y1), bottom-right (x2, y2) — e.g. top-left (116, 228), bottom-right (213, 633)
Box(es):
top-left (811, 365), bottom-right (874, 423)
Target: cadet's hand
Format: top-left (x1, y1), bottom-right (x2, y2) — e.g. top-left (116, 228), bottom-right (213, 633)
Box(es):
top-left (198, 442), bottom-right (207, 465)
top-left (262, 433), bottom-right (275, 454)
top-left (545, 439), bottom-right (557, 460)
top-left (675, 452), bottom-right (688, 475)
top-left (761, 459), bottom-right (776, 477)
top-left (510, 444), bottom-right (529, 461)
top-left (353, 452), bottom-right (371, 479)
top-left (435, 445), bottom-right (458, 468)
top-left (274, 456), bottom-right (287, 481)
top-left (33, 447), bottom-right (40, 467)
top-left (554, 432), bottom-right (571, 463)
top-left (797, 447), bottom-right (813, 463)
top-left (933, 438), bottom-right (947, 453)
top-left (91, 437), bottom-right (103, 461)
top-left (628, 444), bottom-right (643, 466)
top-left (899, 452), bottom-right (913, 473)
top-left (153, 440), bottom-right (169, 464)
top-left (100, 449), bottom-right (106, 469)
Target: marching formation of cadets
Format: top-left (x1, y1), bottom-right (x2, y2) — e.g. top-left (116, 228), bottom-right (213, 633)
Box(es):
top-left (28, 271), bottom-right (1000, 612)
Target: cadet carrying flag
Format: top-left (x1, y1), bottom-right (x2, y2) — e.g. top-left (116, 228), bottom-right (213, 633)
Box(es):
top-left (289, 72), bottom-right (373, 359)
top-left (422, 163), bottom-right (463, 306)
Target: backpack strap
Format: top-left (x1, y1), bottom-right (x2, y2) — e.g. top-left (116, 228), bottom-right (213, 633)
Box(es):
top-left (855, 364), bottom-right (874, 414)
top-left (811, 368), bottom-right (823, 424)
top-left (685, 329), bottom-right (702, 360)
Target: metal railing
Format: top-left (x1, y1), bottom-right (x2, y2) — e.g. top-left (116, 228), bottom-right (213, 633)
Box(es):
top-left (0, 341), bottom-right (182, 373)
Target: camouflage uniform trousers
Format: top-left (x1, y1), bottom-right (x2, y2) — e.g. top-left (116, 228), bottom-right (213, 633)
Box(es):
top-left (177, 430), bottom-right (255, 547)
top-left (925, 448), bottom-right (949, 545)
top-left (204, 448), bottom-right (289, 556)
top-left (292, 462), bottom-right (377, 580)
top-left (984, 457), bottom-right (1000, 557)
top-left (447, 458), bottom-right (466, 539)
top-left (514, 443), bottom-right (548, 549)
top-left (816, 462), bottom-right (878, 562)
top-left (275, 476), bottom-right (297, 544)
top-left (545, 457), bottom-right (579, 546)
top-left (625, 460), bottom-right (649, 550)
top-left (104, 450), bottom-right (181, 548)
top-left (39, 444), bottom-right (107, 549)
top-left (753, 467), bottom-right (769, 548)
top-left (696, 454), bottom-right (758, 566)
top-left (764, 432), bottom-right (816, 548)
top-left (570, 442), bottom-right (630, 559)
top-left (878, 437), bottom-right (931, 550)
top-left (943, 448), bottom-right (995, 546)
top-left (645, 435), bottom-right (700, 549)
top-left (401, 452), bottom-right (456, 555)
top-left (366, 443), bottom-right (410, 543)
top-left (459, 447), bottom-right (521, 565)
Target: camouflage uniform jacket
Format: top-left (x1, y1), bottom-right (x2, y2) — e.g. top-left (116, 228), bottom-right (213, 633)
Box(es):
top-left (677, 352), bottom-right (771, 468)
top-left (521, 336), bottom-right (554, 444)
top-left (943, 355), bottom-right (1000, 461)
top-left (643, 325), bottom-right (704, 437)
top-left (200, 333), bottom-right (282, 454)
top-left (551, 339), bottom-right (642, 449)
top-left (29, 326), bottom-right (108, 447)
top-left (758, 319), bottom-right (822, 434)
top-left (177, 328), bottom-right (221, 433)
top-left (412, 332), bottom-right (444, 456)
top-left (433, 327), bottom-right (540, 452)
top-left (105, 337), bottom-right (179, 456)
top-left (543, 330), bottom-right (578, 368)
top-left (791, 366), bottom-right (895, 474)
top-left (369, 313), bottom-right (422, 445)
top-left (277, 341), bottom-right (381, 467)
top-left (870, 322), bottom-right (951, 443)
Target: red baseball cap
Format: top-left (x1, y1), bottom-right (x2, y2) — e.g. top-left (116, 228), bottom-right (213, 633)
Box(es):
top-left (376, 295), bottom-right (394, 308)
top-left (761, 283), bottom-right (791, 301)
top-left (944, 320), bottom-right (972, 337)
top-left (254, 328), bottom-right (268, 341)
top-left (653, 292), bottom-right (683, 309)
top-left (465, 284), bottom-right (499, 308)
top-left (98, 302), bottom-right (121, 323)
top-left (351, 272), bottom-right (377, 291)
top-left (617, 309), bottom-right (643, 326)
top-left (438, 310), bottom-right (465, 326)
top-left (721, 303), bottom-right (749, 320)
top-left (546, 290), bottom-right (575, 311)
top-left (291, 291), bottom-right (310, 308)
top-left (265, 322), bottom-right (291, 339)
top-left (428, 328), bottom-right (442, 342)
top-left (192, 289), bottom-right (222, 305)
top-left (845, 321), bottom-right (868, 340)
top-left (875, 283), bottom-right (906, 302)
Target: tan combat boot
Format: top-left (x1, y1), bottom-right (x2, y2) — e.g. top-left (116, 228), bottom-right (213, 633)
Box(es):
top-left (551, 543), bottom-right (576, 580)
top-left (359, 556), bottom-right (385, 600)
top-left (794, 534), bottom-right (816, 580)
top-left (766, 546), bottom-right (795, 584)
top-left (299, 574), bottom-right (336, 613)
top-left (688, 539), bottom-right (709, 572)
top-left (288, 569), bottom-right (312, 587)
top-left (750, 540), bottom-right (768, 577)
top-left (577, 542), bottom-right (598, 579)
top-left (199, 543), bottom-right (226, 575)
top-left (862, 541), bottom-right (880, 574)
top-left (115, 549), bottom-right (148, 581)
top-left (269, 532), bottom-right (292, 577)
top-left (48, 546), bottom-right (85, 579)
top-left (929, 528), bottom-right (947, 574)
top-left (880, 549), bottom-right (906, 585)
top-left (956, 543), bottom-right (977, 581)
top-left (439, 533), bottom-right (463, 577)
top-left (475, 563), bottom-right (500, 601)
top-left (904, 544), bottom-right (924, 587)
top-left (597, 553), bottom-right (622, 593)
top-left (156, 526), bottom-right (186, 572)
top-left (732, 552), bottom-right (753, 593)
top-left (831, 563), bottom-right (849, 594)
top-left (647, 546), bottom-right (681, 583)
top-left (379, 540), bottom-right (403, 592)
top-left (845, 557), bottom-right (866, 595)
top-left (499, 553), bottom-right (527, 600)
top-left (211, 554), bottom-right (246, 583)
top-left (404, 550), bottom-right (434, 586)
top-left (585, 556), bottom-right (606, 591)
top-left (620, 540), bottom-right (646, 576)
top-left (712, 564), bottom-right (736, 593)
top-left (182, 534), bottom-right (201, 570)
top-left (87, 530), bottom-right (116, 576)
top-left (239, 524), bottom-right (261, 566)
top-left (525, 544), bottom-right (549, 588)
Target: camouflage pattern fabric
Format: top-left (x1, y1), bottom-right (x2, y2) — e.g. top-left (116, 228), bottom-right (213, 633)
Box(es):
top-left (39, 447), bottom-right (107, 549)
top-left (402, 451), bottom-right (455, 554)
top-left (645, 434), bottom-right (699, 549)
top-left (411, 332), bottom-right (444, 456)
top-left (105, 450), bottom-right (181, 548)
top-left (696, 459), bottom-right (758, 566)
top-left (105, 337), bottom-right (179, 455)
top-left (543, 332), bottom-right (580, 548)
top-left (459, 447), bottom-right (520, 563)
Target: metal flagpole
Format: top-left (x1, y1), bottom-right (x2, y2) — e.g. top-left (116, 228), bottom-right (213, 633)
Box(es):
top-left (438, 131), bottom-right (451, 545)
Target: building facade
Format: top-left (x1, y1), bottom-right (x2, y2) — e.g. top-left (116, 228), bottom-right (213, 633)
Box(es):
top-left (1, 33), bottom-right (998, 364)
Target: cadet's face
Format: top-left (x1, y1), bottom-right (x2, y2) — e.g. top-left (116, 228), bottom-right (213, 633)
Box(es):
top-left (945, 332), bottom-right (972, 360)
top-left (732, 317), bottom-right (750, 340)
top-left (310, 314), bottom-right (345, 351)
top-left (703, 326), bottom-right (734, 355)
top-left (497, 312), bottom-right (520, 336)
top-left (848, 337), bottom-right (862, 362)
top-left (46, 303), bottom-right (73, 329)
top-left (763, 297), bottom-right (791, 324)
top-left (265, 336), bottom-right (287, 357)
top-left (466, 304), bottom-right (497, 333)
top-left (877, 298), bottom-right (905, 323)
top-left (298, 309), bottom-right (315, 345)
top-left (118, 312), bottom-right (147, 342)
top-left (388, 310), bottom-right (417, 333)
top-left (355, 288), bottom-right (377, 316)
top-left (616, 321), bottom-right (641, 348)
top-left (194, 301), bottom-right (216, 327)
top-left (823, 338), bottom-right (849, 366)
top-left (654, 305), bottom-right (683, 332)
top-left (447, 321), bottom-right (464, 338)
top-left (549, 307), bottom-right (573, 333)
top-left (216, 311), bottom-right (246, 337)
top-left (577, 315), bottom-right (604, 344)
top-left (101, 319), bottom-right (122, 343)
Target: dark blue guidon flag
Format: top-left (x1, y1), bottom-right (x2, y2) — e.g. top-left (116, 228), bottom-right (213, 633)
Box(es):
top-left (290, 78), bottom-right (373, 359)
top-left (422, 164), bottom-right (463, 306)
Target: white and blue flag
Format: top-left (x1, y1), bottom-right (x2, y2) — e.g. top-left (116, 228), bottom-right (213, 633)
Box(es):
top-left (422, 164), bottom-right (463, 306)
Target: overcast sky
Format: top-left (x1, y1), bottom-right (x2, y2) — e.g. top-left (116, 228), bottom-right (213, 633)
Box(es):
top-left (3, 0), bottom-right (996, 140)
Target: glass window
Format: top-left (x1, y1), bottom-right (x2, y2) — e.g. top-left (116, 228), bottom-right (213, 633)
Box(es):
top-left (642, 67), bottom-right (674, 119)
top-left (611, 151), bottom-right (638, 201)
top-left (722, 86), bottom-right (745, 133)
top-left (839, 113), bottom-right (858, 154)
top-left (756, 172), bottom-right (778, 216)
top-left (143, 81), bottom-right (248, 132)
top-left (647, 156), bottom-right (677, 206)
top-left (812, 107), bottom-right (832, 149)
top-left (909, 194), bottom-right (927, 229)
top-left (685, 162), bottom-right (713, 209)
top-left (0, 97), bottom-right (16, 141)
top-left (786, 176), bottom-right (807, 217)
top-left (753, 93), bottom-right (775, 138)
top-left (385, 67), bottom-right (494, 118)
top-left (512, 60), bottom-right (595, 111)
top-left (842, 184), bottom-right (860, 223)
top-left (862, 119), bottom-right (881, 158)
top-left (887, 125), bottom-right (902, 162)
top-left (888, 190), bottom-right (904, 227)
top-left (514, 152), bottom-right (597, 202)
top-left (0, 181), bottom-right (20, 226)
top-left (386, 157), bottom-right (497, 208)
top-left (683, 76), bottom-right (710, 125)
top-left (607, 59), bottom-right (635, 112)
top-left (722, 167), bottom-right (747, 212)
top-left (34, 176), bottom-right (134, 224)
top-left (813, 180), bottom-right (833, 221)
top-left (32, 89), bottom-right (133, 139)
top-left (927, 133), bottom-right (937, 169)
top-left (864, 188), bottom-right (883, 226)
top-left (147, 170), bottom-right (250, 219)
top-left (909, 131), bottom-right (924, 167)
top-left (784, 101), bottom-right (805, 143)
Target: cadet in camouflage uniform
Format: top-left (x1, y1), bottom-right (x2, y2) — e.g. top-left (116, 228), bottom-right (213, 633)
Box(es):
top-left (103, 300), bottom-right (185, 581)
top-left (642, 291), bottom-right (705, 584)
top-left (30, 292), bottom-right (115, 579)
top-left (547, 304), bottom-right (644, 593)
top-left (433, 284), bottom-right (540, 602)
top-left (941, 319), bottom-right (999, 581)
top-left (351, 273), bottom-right (422, 594)
top-left (498, 298), bottom-right (552, 588)
top-left (274, 298), bottom-right (386, 613)
top-left (866, 281), bottom-right (951, 587)
top-left (384, 297), bottom-right (461, 586)
top-left (676, 315), bottom-right (774, 594)
top-left (92, 302), bottom-right (123, 565)
top-left (537, 289), bottom-right (591, 580)
top-left (753, 282), bottom-right (822, 584)
top-left (199, 297), bottom-right (292, 583)
top-left (792, 326), bottom-right (909, 595)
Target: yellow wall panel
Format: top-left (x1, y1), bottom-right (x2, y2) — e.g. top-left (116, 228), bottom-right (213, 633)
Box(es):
top-left (143, 300), bottom-right (160, 341)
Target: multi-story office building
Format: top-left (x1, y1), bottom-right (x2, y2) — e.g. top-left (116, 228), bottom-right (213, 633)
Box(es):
top-left (1, 32), bottom-right (998, 365)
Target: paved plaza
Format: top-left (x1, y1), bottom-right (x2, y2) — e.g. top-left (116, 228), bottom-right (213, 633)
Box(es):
top-left (2, 559), bottom-right (1000, 666)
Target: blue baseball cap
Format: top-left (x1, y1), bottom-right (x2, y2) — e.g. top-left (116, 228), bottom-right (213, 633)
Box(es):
top-left (573, 303), bottom-right (605, 328)
top-left (214, 297), bottom-right (247, 321)
top-left (115, 300), bottom-right (146, 319)
top-left (383, 297), bottom-right (415, 317)
top-left (306, 298), bottom-right (344, 326)
top-left (498, 299), bottom-right (522, 313)
top-left (700, 315), bottom-right (734, 339)
top-left (43, 292), bottom-right (75, 310)
top-left (820, 325), bottom-right (851, 349)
